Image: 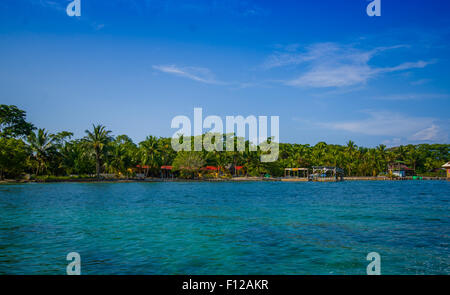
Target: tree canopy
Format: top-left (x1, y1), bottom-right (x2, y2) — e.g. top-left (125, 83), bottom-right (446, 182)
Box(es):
top-left (1, 105), bottom-right (449, 180)
top-left (0, 105), bottom-right (35, 138)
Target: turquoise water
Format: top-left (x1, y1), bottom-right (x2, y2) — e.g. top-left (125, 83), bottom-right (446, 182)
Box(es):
top-left (0, 181), bottom-right (448, 275)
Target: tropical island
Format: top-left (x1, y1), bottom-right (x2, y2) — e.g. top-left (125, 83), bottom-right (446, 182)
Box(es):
top-left (0, 104), bottom-right (449, 183)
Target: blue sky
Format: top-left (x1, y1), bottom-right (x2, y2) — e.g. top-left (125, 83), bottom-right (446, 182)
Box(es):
top-left (0, 0), bottom-right (449, 146)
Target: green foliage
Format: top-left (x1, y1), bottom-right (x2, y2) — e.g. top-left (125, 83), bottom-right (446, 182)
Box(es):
top-left (172, 151), bottom-right (206, 178)
top-left (1, 106), bottom-right (449, 180)
top-left (0, 105), bottom-right (35, 138)
top-left (27, 129), bottom-right (57, 176)
top-left (106, 135), bottom-right (138, 176)
top-left (0, 137), bottom-right (28, 179)
top-left (83, 124), bottom-right (113, 178)
top-left (61, 140), bottom-right (95, 175)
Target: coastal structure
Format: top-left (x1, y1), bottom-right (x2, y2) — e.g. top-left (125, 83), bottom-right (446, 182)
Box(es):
top-left (443, 162), bottom-right (450, 179)
top-left (311, 166), bottom-right (344, 182)
top-left (161, 166), bottom-right (174, 179)
top-left (136, 164), bottom-right (150, 179)
top-left (200, 166), bottom-right (221, 178)
top-left (388, 162), bottom-right (415, 177)
top-left (282, 168), bottom-right (309, 182)
top-left (231, 166), bottom-right (244, 177)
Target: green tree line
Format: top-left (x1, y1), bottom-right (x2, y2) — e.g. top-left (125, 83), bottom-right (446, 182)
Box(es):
top-left (0, 105), bottom-right (448, 180)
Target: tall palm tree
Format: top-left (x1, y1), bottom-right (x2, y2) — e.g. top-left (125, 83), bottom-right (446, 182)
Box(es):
top-left (376, 144), bottom-right (387, 174)
top-left (27, 128), bottom-right (56, 176)
top-left (139, 136), bottom-right (160, 177)
top-left (106, 135), bottom-right (137, 176)
top-left (157, 137), bottom-right (176, 166)
top-left (84, 124), bottom-right (113, 179)
top-left (107, 143), bottom-right (126, 175)
top-left (312, 142), bottom-right (327, 166)
top-left (330, 148), bottom-right (342, 168)
top-left (345, 140), bottom-right (357, 176)
top-left (406, 145), bottom-right (419, 171)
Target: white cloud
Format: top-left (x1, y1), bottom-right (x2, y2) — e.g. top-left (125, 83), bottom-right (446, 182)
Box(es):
top-left (318, 111), bottom-right (447, 144)
top-left (287, 65), bottom-right (373, 88)
top-left (375, 60), bottom-right (432, 73)
top-left (152, 65), bottom-right (224, 85)
top-left (382, 138), bottom-right (403, 147)
top-left (319, 111), bottom-right (433, 136)
top-left (411, 79), bottom-right (431, 86)
top-left (372, 93), bottom-right (449, 101)
top-left (409, 125), bottom-right (440, 141)
top-left (263, 42), bottom-right (342, 69)
top-left (263, 43), bottom-right (432, 88)
top-left (31, 0), bottom-right (65, 11)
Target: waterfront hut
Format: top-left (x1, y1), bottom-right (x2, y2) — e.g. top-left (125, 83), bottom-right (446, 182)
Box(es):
top-left (200, 166), bottom-right (220, 178)
top-left (388, 162), bottom-right (415, 177)
top-left (443, 162), bottom-right (450, 179)
top-left (161, 165), bottom-right (174, 179)
top-left (136, 164), bottom-right (150, 178)
top-left (230, 165), bottom-right (245, 176)
top-left (284, 168), bottom-right (309, 178)
top-left (282, 168), bottom-right (309, 182)
top-left (311, 166), bottom-right (344, 182)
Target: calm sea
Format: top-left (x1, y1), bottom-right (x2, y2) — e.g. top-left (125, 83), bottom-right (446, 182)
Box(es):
top-left (0, 181), bottom-right (448, 274)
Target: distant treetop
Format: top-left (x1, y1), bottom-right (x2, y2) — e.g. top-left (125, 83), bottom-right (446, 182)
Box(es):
top-left (0, 105), bottom-right (35, 138)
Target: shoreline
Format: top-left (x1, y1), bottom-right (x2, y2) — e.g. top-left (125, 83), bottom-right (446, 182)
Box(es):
top-left (0, 176), bottom-right (448, 185)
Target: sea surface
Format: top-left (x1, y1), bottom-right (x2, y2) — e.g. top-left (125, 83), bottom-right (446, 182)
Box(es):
top-left (0, 181), bottom-right (448, 275)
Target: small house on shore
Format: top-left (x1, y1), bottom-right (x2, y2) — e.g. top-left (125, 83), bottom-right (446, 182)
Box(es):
top-left (161, 165), bottom-right (174, 179)
top-left (282, 168), bottom-right (309, 182)
top-left (311, 166), bottom-right (344, 182)
top-left (388, 162), bottom-right (415, 177)
top-left (443, 162), bottom-right (450, 179)
top-left (284, 168), bottom-right (309, 178)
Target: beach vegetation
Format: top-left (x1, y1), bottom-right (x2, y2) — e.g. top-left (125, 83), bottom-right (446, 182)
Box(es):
top-left (0, 106), bottom-right (449, 181)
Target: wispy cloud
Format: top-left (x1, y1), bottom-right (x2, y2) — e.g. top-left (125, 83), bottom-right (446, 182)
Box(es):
top-left (33, 0), bottom-right (65, 11)
top-left (263, 43), bottom-right (406, 70)
top-left (287, 64), bottom-right (373, 88)
top-left (263, 43), bottom-right (433, 88)
top-left (411, 78), bottom-right (432, 86)
top-left (372, 93), bottom-right (449, 101)
top-left (317, 110), bottom-right (448, 144)
top-left (152, 65), bottom-right (224, 85)
top-left (410, 125), bottom-right (440, 141)
top-left (375, 60), bottom-right (431, 73)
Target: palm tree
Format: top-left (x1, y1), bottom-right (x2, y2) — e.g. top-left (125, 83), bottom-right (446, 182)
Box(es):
top-left (247, 147), bottom-right (263, 176)
top-left (405, 145), bottom-right (419, 172)
top-left (215, 151), bottom-right (230, 176)
top-left (84, 124), bottom-right (113, 179)
top-left (157, 137), bottom-right (175, 166)
top-left (345, 140), bottom-right (357, 176)
top-left (27, 128), bottom-right (56, 176)
top-left (107, 143), bottom-right (126, 175)
top-left (139, 136), bottom-right (160, 177)
top-left (107, 135), bottom-right (137, 176)
top-left (330, 148), bottom-right (342, 168)
top-left (312, 142), bottom-right (327, 166)
top-left (376, 144), bottom-right (387, 174)
top-left (172, 151), bottom-right (205, 178)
